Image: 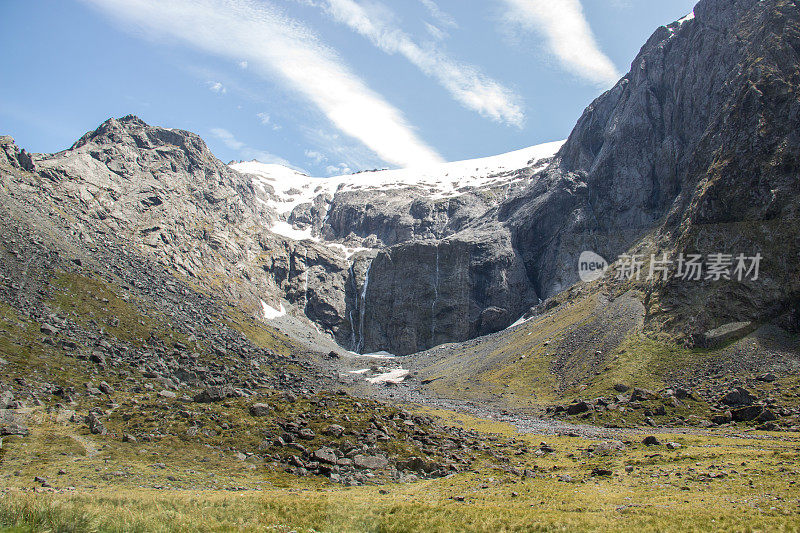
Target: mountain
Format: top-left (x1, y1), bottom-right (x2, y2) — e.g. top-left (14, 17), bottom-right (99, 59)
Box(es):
top-left (231, 141), bottom-right (564, 354)
top-left (4, 1), bottom-right (800, 527)
top-left (379, 0), bottom-right (800, 420)
top-left (0, 0), bottom-right (797, 363)
top-left (504, 0), bottom-right (799, 337)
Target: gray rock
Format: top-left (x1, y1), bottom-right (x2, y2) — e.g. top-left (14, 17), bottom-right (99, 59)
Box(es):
top-left (353, 454), bottom-right (389, 470)
top-left (322, 424), bottom-right (345, 438)
top-left (0, 390), bottom-right (14, 409)
top-left (194, 385), bottom-right (234, 403)
top-left (731, 405), bottom-right (763, 422)
top-left (297, 428), bottom-right (315, 440)
top-left (312, 447), bottom-right (338, 464)
top-left (249, 403), bottom-right (270, 417)
top-left (0, 410), bottom-right (28, 436)
top-left (87, 413), bottom-right (107, 435)
top-left (720, 387), bottom-right (757, 406)
top-left (566, 401), bottom-right (590, 415)
top-left (590, 440), bottom-right (626, 456)
top-left (630, 388), bottom-right (657, 402)
top-left (701, 322), bottom-right (753, 348)
top-left (642, 436), bottom-right (661, 446)
top-left (396, 456), bottom-right (439, 474)
top-left (40, 323), bottom-right (59, 335)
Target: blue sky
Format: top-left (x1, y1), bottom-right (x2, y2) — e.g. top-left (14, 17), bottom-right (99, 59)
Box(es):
top-left (1, 0), bottom-right (696, 175)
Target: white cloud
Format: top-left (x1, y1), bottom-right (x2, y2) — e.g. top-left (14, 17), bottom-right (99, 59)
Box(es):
top-left (499, 0), bottom-right (620, 86)
top-left (325, 163), bottom-right (352, 176)
top-left (256, 112), bottom-right (271, 125)
top-left (210, 128), bottom-right (243, 150)
top-left (210, 127), bottom-right (302, 169)
top-left (304, 149), bottom-right (327, 164)
top-left (419, 0), bottom-right (457, 29)
top-left (82, 0), bottom-right (443, 168)
top-left (323, 0), bottom-right (524, 127)
top-left (424, 22), bottom-right (447, 41)
top-left (302, 125), bottom-right (382, 173)
top-left (207, 81), bottom-right (227, 94)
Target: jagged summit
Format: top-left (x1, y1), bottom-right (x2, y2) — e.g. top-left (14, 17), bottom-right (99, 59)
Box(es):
top-left (71, 114), bottom-right (209, 157)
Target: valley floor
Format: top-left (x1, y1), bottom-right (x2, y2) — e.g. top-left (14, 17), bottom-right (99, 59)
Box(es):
top-left (2, 405), bottom-right (799, 532)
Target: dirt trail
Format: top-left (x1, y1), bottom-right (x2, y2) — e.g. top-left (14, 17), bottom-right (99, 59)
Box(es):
top-left (69, 433), bottom-right (99, 458)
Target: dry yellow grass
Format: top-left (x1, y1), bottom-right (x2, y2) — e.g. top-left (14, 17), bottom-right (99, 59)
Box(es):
top-left (3, 404), bottom-right (800, 532)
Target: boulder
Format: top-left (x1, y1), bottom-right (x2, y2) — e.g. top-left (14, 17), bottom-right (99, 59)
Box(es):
top-left (701, 322), bottom-right (753, 348)
top-left (297, 428), bottom-right (316, 440)
top-left (630, 388), bottom-right (657, 402)
top-left (642, 436), bottom-right (661, 446)
top-left (312, 447), bottom-right (338, 464)
top-left (249, 403), bottom-right (270, 417)
top-left (589, 440), bottom-right (627, 456)
top-left (0, 390), bottom-right (15, 409)
top-left (566, 401), bottom-right (590, 415)
top-left (731, 405), bottom-right (763, 422)
top-left (720, 387), bottom-right (757, 406)
top-left (710, 412), bottom-right (732, 425)
top-left (396, 456), bottom-right (440, 474)
top-left (87, 413), bottom-right (107, 435)
top-left (0, 410), bottom-right (28, 436)
top-left (353, 454), bottom-right (389, 470)
top-left (193, 385), bottom-right (234, 403)
top-left (322, 424), bottom-right (345, 438)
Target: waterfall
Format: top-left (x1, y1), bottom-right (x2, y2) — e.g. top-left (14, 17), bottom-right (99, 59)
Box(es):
top-left (431, 245), bottom-right (439, 342)
top-left (302, 268), bottom-right (310, 314)
top-left (357, 261), bottom-right (372, 353)
top-left (348, 310), bottom-right (357, 350)
top-left (348, 263), bottom-right (358, 351)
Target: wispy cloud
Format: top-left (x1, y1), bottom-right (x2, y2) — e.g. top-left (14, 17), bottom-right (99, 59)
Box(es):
top-left (499, 0), bottom-right (620, 87)
top-left (210, 127), bottom-right (301, 169)
top-left (207, 81), bottom-right (227, 94)
top-left (256, 112), bottom-right (271, 125)
top-left (304, 149), bottom-right (327, 165)
top-left (210, 127), bottom-right (244, 150)
top-left (82, 0), bottom-right (443, 168)
top-left (322, 0), bottom-right (524, 127)
top-left (419, 0), bottom-right (457, 29)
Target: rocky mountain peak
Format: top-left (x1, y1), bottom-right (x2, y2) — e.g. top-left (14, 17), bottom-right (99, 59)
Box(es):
top-left (73, 114), bottom-right (199, 152)
top-left (507, 0), bottom-right (799, 335)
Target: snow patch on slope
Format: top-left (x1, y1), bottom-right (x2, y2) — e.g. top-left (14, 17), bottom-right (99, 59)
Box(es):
top-left (366, 368), bottom-right (409, 384)
top-left (260, 300), bottom-right (286, 320)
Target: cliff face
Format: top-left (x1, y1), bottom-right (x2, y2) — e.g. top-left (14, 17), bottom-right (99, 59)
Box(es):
top-left (357, 229), bottom-right (536, 355)
top-left (356, 0), bottom-right (799, 353)
top-left (502, 0), bottom-right (799, 336)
